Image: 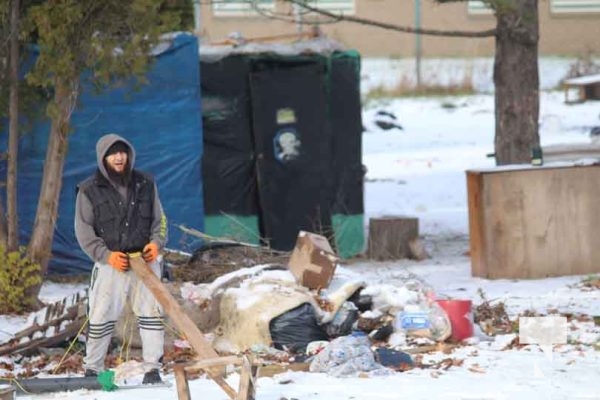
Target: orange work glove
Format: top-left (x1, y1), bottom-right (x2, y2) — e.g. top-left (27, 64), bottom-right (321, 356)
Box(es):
top-left (107, 251), bottom-right (130, 272)
top-left (142, 242), bottom-right (159, 263)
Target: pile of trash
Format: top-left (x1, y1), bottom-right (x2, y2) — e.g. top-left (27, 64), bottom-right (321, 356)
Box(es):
top-left (0, 230), bottom-right (463, 382)
top-left (175, 231), bottom-right (458, 376)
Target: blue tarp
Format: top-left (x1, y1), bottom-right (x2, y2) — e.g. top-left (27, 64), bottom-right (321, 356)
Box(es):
top-left (0, 33), bottom-right (204, 274)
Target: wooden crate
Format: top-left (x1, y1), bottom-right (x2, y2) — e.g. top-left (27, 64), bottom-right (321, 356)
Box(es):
top-left (467, 165), bottom-right (600, 279)
top-left (563, 73), bottom-right (600, 103)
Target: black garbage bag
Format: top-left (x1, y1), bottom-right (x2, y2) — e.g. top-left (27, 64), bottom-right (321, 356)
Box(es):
top-left (347, 287), bottom-right (373, 312)
top-left (324, 301), bottom-right (359, 338)
top-left (269, 303), bottom-right (329, 354)
top-left (369, 323), bottom-right (394, 342)
top-left (374, 347), bottom-right (414, 371)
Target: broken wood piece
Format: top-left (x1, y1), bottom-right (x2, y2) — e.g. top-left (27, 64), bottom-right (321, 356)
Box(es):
top-left (0, 290), bottom-right (87, 357)
top-left (404, 343), bottom-right (458, 354)
top-left (237, 356), bottom-right (256, 400)
top-left (174, 364), bottom-right (191, 400)
top-left (182, 355), bottom-right (243, 372)
top-left (256, 362), bottom-right (311, 377)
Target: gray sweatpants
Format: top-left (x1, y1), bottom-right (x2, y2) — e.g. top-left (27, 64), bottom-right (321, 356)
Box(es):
top-left (83, 258), bottom-right (164, 373)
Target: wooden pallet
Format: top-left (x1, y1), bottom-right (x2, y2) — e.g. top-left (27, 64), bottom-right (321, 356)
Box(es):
top-left (0, 290), bottom-right (87, 356)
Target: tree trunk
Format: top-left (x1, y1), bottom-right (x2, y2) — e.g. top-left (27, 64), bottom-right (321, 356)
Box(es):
top-left (493, 0), bottom-right (539, 165)
top-left (368, 216), bottom-right (419, 260)
top-left (7, 0), bottom-right (20, 251)
top-left (27, 77), bottom-right (78, 286)
top-left (0, 200), bottom-right (7, 247)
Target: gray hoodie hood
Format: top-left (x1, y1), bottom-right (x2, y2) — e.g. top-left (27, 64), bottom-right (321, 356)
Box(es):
top-left (95, 133), bottom-right (136, 180)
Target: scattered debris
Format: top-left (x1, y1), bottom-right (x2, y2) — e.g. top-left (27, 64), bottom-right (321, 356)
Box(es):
top-left (0, 290), bottom-right (87, 357)
top-left (577, 275), bottom-right (600, 291)
top-left (473, 289), bottom-right (512, 336)
top-left (6, 230), bottom-right (600, 389)
top-left (168, 243), bottom-right (289, 284)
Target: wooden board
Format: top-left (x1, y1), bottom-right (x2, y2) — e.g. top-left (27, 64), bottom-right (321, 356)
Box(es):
top-left (467, 172), bottom-right (486, 278)
top-left (236, 356), bottom-right (256, 400)
top-left (467, 165), bottom-right (600, 279)
top-left (128, 256), bottom-right (236, 399)
top-left (174, 365), bottom-right (190, 400)
top-left (256, 362), bottom-right (310, 377)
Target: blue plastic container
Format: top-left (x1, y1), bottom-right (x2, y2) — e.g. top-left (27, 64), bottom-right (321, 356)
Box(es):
top-left (397, 312), bottom-right (431, 330)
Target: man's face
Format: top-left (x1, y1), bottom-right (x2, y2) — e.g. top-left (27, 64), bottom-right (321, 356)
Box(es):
top-left (105, 150), bottom-right (128, 174)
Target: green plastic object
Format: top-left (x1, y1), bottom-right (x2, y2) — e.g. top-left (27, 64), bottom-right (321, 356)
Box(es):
top-left (98, 370), bottom-right (118, 392)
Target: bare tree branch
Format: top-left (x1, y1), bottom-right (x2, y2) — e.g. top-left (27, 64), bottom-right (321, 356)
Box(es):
top-left (282, 0), bottom-right (497, 38)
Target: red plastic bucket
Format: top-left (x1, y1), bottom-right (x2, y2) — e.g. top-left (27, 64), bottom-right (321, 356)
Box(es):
top-left (436, 299), bottom-right (474, 341)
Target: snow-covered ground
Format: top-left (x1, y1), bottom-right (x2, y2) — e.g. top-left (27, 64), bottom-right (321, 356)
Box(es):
top-left (2, 57), bottom-right (600, 399)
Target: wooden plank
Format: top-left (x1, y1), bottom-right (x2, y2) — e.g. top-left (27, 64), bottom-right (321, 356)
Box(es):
top-left (128, 256), bottom-right (236, 399)
top-left (236, 356), bottom-right (253, 400)
top-left (404, 343), bottom-right (457, 354)
top-left (0, 317), bottom-right (85, 356)
top-left (256, 362), bottom-right (310, 377)
top-left (466, 171), bottom-right (485, 277)
top-left (183, 356), bottom-right (243, 372)
top-left (174, 365), bottom-right (191, 400)
top-left (484, 171), bottom-right (528, 279)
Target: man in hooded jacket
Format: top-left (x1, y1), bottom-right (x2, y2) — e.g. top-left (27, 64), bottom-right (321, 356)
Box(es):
top-left (75, 133), bottom-right (168, 384)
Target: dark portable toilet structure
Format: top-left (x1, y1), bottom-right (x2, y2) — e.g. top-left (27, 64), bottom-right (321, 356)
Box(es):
top-left (200, 40), bottom-right (364, 258)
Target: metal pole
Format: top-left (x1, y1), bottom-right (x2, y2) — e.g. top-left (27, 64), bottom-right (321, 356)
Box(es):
top-left (294, 2), bottom-right (304, 34)
top-left (415, 0), bottom-right (422, 88)
top-left (193, 0), bottom-right (201, 34)
top-left (14, 377), bottom-right (102, 394)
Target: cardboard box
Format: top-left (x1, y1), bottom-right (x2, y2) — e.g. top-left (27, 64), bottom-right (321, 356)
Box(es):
top-left (288, 231), bottom-right (339, 289)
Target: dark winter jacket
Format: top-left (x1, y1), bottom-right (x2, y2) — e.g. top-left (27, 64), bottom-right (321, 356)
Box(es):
top-left (74, 134), bottom-right (167, 264)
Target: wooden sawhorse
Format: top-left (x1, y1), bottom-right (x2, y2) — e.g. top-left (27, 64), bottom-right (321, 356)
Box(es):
top-left (129, 256), bottom-right (255, 400)
top-left (174, 355), bottom-right (257, 400)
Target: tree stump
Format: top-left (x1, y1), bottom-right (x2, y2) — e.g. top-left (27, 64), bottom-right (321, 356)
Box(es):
top-left (368, 216), bottom-right (419, 260)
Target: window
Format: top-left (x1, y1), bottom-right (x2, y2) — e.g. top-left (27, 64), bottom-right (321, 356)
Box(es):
top-left (551, 0), bottom-right (600, 13)
top-left (467, 0), bottom-right (493, 15)
top-left (212, 0), bottom-right (275, 17)
top-left (306, 0), bottom-right (355, 14)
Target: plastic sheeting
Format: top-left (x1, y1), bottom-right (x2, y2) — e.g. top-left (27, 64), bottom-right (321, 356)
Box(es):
top-left (309, 332), bottom-right (392, 377)
top-left (0, 33), bottom-right (203, 274)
